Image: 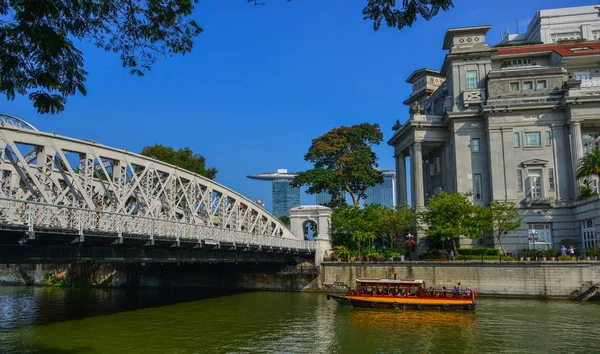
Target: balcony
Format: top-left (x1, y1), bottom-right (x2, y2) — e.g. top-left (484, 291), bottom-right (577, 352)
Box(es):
top-left (461, 88), bottom-right (486, 107)
top-left (565, 79), bottom-right (600, 98)
top-left (580, 79), bottom-right (600, 88)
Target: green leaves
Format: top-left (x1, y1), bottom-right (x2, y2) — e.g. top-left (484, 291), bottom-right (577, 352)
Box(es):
top-left (0, 0), bottom-right (202, 114)
top-left (362, 0), bottom-right (454, 31)
top-left (292, 123), bottom-right (384, 207)
top-left (140, 144), bottom-right (217, 179)
top-left (420, 191), bottom-right (490, 250)
top-left (576, 149), bottom-right (600, 181)
top-left (489, 200), bottom-right (522, 255)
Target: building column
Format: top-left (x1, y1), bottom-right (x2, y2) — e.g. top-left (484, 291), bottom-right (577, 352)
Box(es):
top-left (413, 142), bottom-right (425, 208)
top-left (570, 121), bottom-right (584, 196)
top-left (409, 145), bottom-right (415, 208)
top-left (395, 153), bottom-right (407, 206)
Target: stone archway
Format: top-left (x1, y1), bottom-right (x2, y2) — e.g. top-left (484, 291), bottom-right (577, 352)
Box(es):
top-left (289, 205), bottom-right (332, 266)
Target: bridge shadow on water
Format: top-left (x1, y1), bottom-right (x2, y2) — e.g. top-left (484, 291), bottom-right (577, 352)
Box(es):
top-left (0, 284), bottom-right (250, 330)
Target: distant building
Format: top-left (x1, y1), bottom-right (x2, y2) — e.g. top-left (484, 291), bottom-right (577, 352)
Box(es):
top-left (316, 192), bottom-right (333, 206)
top-left (500, 5), bottom-right (600, 44)
top-left (247, 169), bottom-right (300, 218)
top-left (363, 170), bottom-right (396, 209)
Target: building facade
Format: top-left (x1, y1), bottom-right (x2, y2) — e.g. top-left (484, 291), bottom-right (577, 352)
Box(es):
top-left (247, 169), bottom-right (300, 218)
top-left (389, 24), bottom-right (600, 253)
top-left (501, 5), bottom-right (600, 44)
top-left (364, 170), bottom-right (396, 209)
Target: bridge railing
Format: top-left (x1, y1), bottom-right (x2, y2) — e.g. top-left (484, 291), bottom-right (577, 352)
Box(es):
top-left (0, 198), bottom-right (315, 251)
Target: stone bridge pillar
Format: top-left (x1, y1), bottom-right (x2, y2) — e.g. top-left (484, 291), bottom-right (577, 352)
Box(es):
top-left (289, 205), bottom-right (332, 266)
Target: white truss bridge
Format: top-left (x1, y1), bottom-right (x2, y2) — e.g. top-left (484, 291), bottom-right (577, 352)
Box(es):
top-left (0, 114), bottom-right (314, 256)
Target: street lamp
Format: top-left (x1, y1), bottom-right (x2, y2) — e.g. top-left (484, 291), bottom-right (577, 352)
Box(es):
top-left (528, 230), bottom-right (539, 261)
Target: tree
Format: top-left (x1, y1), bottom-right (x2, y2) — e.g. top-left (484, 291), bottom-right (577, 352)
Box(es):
top-left (361, 0), bottom-right (454, 31)
top-left (291, 123), bottom-right (384, 207)
top-left (489, 200), bottom-right (523, 256)
top-left (376, 206), bottom-right (415, 248)
top-left (0, 0), bottom-right (202, 114)
top-left (420, 191), bottom-right (489, 254)
top-left (140, 144), bottom-right (217, 179)
top-left (2, 1), bottom-right (453, 114)
top-left (278, 215), bottom-right (290, 228)
top-left (576, 149), bottom-right (600, 181)
top-left (331, 204), bottom-right (380, 249)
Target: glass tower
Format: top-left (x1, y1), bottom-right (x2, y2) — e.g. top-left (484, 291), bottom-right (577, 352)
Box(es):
top-left (272, 179), bottom-right (300, 218)
top-left (364, 171), bottom-right (396, 209)
top-left (316, 192), bottom-right (333, 206)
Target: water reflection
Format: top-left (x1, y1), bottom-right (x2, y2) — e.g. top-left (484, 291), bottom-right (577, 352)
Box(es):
top-left (1, 287), bottom-right (600, 354)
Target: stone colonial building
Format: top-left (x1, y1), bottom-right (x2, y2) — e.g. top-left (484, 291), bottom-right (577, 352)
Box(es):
top-left (388, 25), bottom-right (600, 253)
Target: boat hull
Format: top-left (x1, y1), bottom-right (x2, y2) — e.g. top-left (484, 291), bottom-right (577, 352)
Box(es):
top-left (327, 294), bottom-right (476, 311)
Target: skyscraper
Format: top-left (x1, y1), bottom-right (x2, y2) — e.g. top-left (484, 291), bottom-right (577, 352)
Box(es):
top-left (316, 191), bottom-right (332, 206)
top-left (247, 169), bottom-right (300, 218)
top-left (363, 170), bottom-right (396, 209)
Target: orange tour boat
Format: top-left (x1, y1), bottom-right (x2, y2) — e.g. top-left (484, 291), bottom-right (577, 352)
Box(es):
top-left (327, 278), bottom-right (477, 311)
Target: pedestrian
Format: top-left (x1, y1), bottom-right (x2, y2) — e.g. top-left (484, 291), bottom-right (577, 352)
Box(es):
top-left (560, 245), bottom-right (567, 257)
top-left (450, 250), bottom-right (455, 261)
top-left (457, 282), bottom-right (462, 292)
top-left (569, 246), bottom-right (576, 259)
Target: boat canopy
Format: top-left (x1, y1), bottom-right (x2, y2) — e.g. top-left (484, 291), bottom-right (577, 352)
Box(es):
top-left (356, 279), bottom-right (424, 285)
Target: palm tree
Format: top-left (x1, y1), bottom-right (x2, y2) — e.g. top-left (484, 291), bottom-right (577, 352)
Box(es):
top-left (576, 149), bottom-right (600, 181)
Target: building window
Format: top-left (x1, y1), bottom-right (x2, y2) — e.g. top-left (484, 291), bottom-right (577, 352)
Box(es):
top-left (467, 70), bottom-right (478, 89)
top-left (527, 169), bottom-right (542, 198)
top-left (471, 138), bottom-right (480, 152)
top-left (537, 80), bottom-right (547, 89)
top-left (523, 81), bottom-right (533, 90)
top-left (574, 70), bottom-right (590, 81)
top-left (474, 174), bottom-right (482, 200)
top-left (545, 131), bottom-right (552, 147)
top-left (524, 132), bottom-right (541, 147)
top-left (582, 219), bottom-right (597, 249)
top-left (517, 169), bottom-right (523, 192)
top-left (514, 132), bottom-right (521, 148)
top-left (548, 168), bottom-right (555, 190)
top-left (528, 224), bottom-right (552, 250)
top-left (510, 82), bottom-right (520, 91)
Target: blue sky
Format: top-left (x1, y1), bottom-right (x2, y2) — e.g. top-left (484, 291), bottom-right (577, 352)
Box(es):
top-left (2, 0), bottom-right (595, 212)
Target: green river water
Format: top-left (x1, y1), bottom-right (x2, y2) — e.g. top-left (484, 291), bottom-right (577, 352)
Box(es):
top-left (0, 286), bottom-right (599, 353)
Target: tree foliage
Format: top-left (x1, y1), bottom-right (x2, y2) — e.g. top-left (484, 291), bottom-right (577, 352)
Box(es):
top-left (140, 144), bottom-right (217, 179)
top-left (362, 0), bottom-right (454, 31)
top-left (377, 205), bottom-right (415, 248)
top-left (489, 200), bottom-right (522, 256)
top-left (291, 123), bottom-right (384, 207)
top-left (0, 0), bottom-right (202, 114)
top-left (331, 204), bottom-right (414, 258)
top-left (278, 215), bottom-right (290, 228)
top-left (419, 191), bottom-right (490, 254)
top-left (576, 149), bottom-right (600, 181)
top-left (1, 1), bottom-right (452, 114)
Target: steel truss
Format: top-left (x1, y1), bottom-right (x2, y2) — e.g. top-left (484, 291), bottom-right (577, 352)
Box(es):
top-left (0, 116), bottom-right (313, 252)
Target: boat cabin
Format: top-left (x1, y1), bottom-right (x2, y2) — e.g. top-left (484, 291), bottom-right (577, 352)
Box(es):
top-left (352, 279), bottom-right (426, 297)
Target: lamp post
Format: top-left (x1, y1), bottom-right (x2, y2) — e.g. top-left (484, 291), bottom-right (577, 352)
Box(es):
top-left (528, 230), bottom-right (539, 261)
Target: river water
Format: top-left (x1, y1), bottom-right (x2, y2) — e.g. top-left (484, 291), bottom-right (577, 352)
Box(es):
top-left (0, 286), bottom-right (599, 353)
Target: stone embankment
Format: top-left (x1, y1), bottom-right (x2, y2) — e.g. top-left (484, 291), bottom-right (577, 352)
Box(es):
top-left (312, 261), bottom-right (600, 298)
top-left (2, 261), bottom-right (599, 299)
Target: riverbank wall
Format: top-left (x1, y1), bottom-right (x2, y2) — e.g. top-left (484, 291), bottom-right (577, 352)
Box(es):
top-left (2, 261), bottom-right (599, 299)
top-left (313, 262), bottom-right (600, 298)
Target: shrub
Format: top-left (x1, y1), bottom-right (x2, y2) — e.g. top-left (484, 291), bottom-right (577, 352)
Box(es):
top-left (493, 41), bottom-right (544, 48)
top-left (422, 249), bottom-right (444, 260)
top-left (457, 248), bottom-right (500, 256)
top-left (383, 248), bottom-right (406, 258)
